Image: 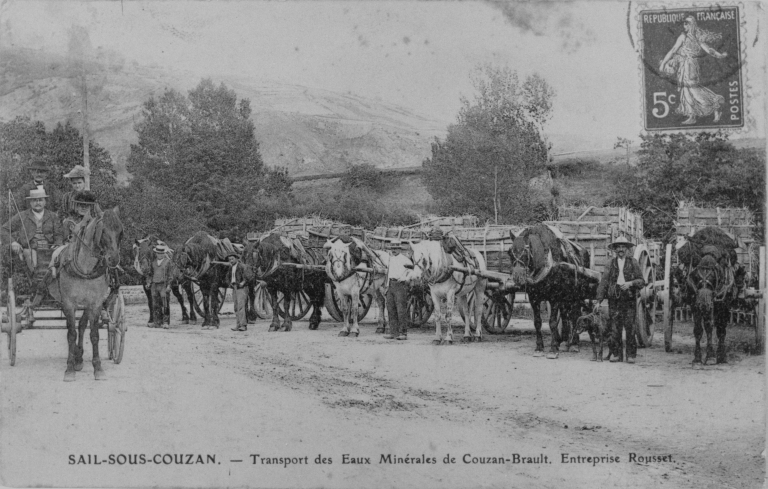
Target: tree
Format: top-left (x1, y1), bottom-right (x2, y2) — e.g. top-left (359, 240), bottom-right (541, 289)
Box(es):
top-left (422, 65), bottom-right (554, 224)
top-left (607, 132), bottom-right (765, 240)
top-left (128, 79), bottom-right (287, 235)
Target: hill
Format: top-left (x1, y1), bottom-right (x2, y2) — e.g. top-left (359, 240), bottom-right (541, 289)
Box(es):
top-left (0, 47), bottom-right (446, 181)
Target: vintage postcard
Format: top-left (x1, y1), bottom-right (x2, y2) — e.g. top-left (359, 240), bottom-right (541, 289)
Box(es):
top-left (0, 1), bottom-right (765, 488)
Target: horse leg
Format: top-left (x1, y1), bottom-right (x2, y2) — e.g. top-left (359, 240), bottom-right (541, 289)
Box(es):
top-left (210, 286), bottom-right (221, 328)
top-left (246, 283), bottom-right (256, 324)
top-left (63, 304), bottom-right (78, 381)
top-left (692, 310), bottom-right (703, 364)
top-left (89, 308), bottom-right (105, 380)
top-left (74, 312), bottom-right (88, 371)
top-left (201, 284), bottom-right (211, 328)
top-left (144, 284), bottom-right (154, 327)
top-left (532, 300), bottom-right (545, 357)
top-left (587, 328), bottom-right (598, 361)
top-left (309, 296), bottom-right (322, 331)
top-left (546, 302), bottom-right (561, 359)
top-left (703, 308), bottom-right (715, 365)
top-left (443, 290), bottom-right (456, 345)
top-left (349, 289), bottom-right (361, 337)
top-left (715, 305), bottom-right (728, 364)
top-left (458, 294), bottom-right (472, 342)
top-left (567, 302), bottom-right (580, 353)
top-left (338, 292), bottom-right (351, 337)
top-left (432, 290), bottom-right (443, 345)
top-left (171, 285), bottom-right (189, 324)
top-left (375, 288), bottom-right (387, 334)
top-left (281, 291), bottom-right (293, 332)
top-left (184, 281), bottom-right (198, 322)
top-left (268, 288), bottom-right (280, 331)
top-left (473, 282), bottom-right (485, 342)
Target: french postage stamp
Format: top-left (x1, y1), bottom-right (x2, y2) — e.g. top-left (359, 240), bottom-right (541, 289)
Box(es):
top-left (639, 5), bottom-right (744, 131)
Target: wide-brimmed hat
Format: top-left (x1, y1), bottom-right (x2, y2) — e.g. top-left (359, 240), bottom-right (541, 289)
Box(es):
top-left (73, 190), bottom-right (97, 204)
top-left (28, 158), bottom-right (49, 171)
top-left (64, 165), bottom-right (90, 179)
top-left (225, 251), bottom-right (240, 260)
top-left (608, 236), bottom-right (634, 249)
top-left (246, 232), bottom-right (260, 242)
top-left (153, 244), bottom-right (170, 254)
top-left (26, 188), bottom-right (49, 200)
top-left (428, 227), bottom-right (444, 240)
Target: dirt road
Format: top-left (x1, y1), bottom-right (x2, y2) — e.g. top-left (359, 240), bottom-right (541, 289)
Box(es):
top-left (1, 304), bottom-right (764, 488)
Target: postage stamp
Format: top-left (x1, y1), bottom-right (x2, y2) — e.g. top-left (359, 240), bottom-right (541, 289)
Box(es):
top-left (639, 5), bottom-right (744, 131)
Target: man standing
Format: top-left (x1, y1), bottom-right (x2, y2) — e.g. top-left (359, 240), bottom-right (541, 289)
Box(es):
top-left (149, 244), bottom-right (173, 329)
top-left (228, 252), bottom-right (249, 332)
top-left (595, 237), bottom-right (646, 364)
top-left (384, 241), bottom-right (412, 341)
top-left (59, 165), bottom-right (101, 221)
top-left (17, 158), bottom-right (58, 214)
top-left (1, 188), bottom-right (63, 274)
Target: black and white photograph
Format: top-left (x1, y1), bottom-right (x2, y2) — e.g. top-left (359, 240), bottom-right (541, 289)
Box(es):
top-left (0, 1), bottom-right (765, 488)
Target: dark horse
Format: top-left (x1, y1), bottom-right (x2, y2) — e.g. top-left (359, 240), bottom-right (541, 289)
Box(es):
top-left (244, 233), bottom-right (325, 331)
top-left (133, 236), bottom-right (197, 325)
top-left (174, 232), bottom-right (230, 329)
top-left (48, 207), bottom-right (123, 381)
top-left (509, 224), bottom-right (597, 359)
top-left (676, 227), bottom-right (739, 365)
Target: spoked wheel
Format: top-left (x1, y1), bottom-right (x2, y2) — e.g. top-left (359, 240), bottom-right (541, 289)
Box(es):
top-left (252, 281), bottom-right (272, 319)
top-left (324, 283), bottom-right (372, 323)
top-left (407, 283), bottom-right (434, 328)
top-left (192, 283), bottom-right (226, 314)
top-left (461, 289), bottom-right (514, 334)
top-left (277, 290), bottom-right (312, 320)
top-left (634, 245), bottom-right (660, 348)
top-left (107, 291), bottom-right (126, 364)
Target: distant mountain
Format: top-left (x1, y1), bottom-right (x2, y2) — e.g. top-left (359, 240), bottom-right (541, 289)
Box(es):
top-left (0, 47), bottom-right (446, 182)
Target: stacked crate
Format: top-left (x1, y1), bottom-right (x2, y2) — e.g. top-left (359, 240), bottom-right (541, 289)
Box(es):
top-left (272, 217), bottom-right (337, 238)
top-left (366, 227), bottom-right (428, 252)
top-left (544, 206), bottom-right (645, 274)
top-left (307, 223), bottom-right (365, 249)
top-left (418, 214), bottom-right (479, 231)
top-left (675, 203), bottom-right (757, 270)
top-left (449, 226), bottom-right (523, 273)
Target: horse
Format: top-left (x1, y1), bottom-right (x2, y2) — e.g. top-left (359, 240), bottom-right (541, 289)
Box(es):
top-left (324, 237), bottom-right (392, 337)
top-left (508, 224), bottom-right (596, 359)
top-left (47, 207), bottom-right (124, 381)
top-left (174, 232), bottom-right (230, 329)
top-left (246, 233), bottom-right (325, 332)
top-left (405, 238), bottom-right (487, 344)
top-left (132, 236), bottom-right (197, 325)
top-left (676, 227), bottom-right (739, 364)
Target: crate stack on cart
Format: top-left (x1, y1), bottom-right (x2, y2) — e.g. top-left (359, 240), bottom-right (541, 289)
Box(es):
top-left (449, 225), bottom-right (523, 276)
top-left (417, 214), bottom-right (479, 232)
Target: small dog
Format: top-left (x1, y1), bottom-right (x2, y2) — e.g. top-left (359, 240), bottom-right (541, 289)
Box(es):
top-left (575, 303), bottom-right (612, 362)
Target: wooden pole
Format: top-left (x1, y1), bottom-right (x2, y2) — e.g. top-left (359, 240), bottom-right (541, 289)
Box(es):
top-left (81, 73), bottom-right (90, 190)
top-left (663, 243), bottom-right (673, 352)
top-left (757, 246), bottom-right (765, 353)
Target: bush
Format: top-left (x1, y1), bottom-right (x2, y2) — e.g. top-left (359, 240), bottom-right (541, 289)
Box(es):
top-left (340, 164), bottom-right (386, 191)
top-left (548, 158), bottom-right (600, 179)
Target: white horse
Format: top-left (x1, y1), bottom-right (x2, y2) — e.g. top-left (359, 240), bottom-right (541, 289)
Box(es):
top-left (324, 237), bottom-right (393, 337)
top-left (406, 240), bottom-right (487, 344)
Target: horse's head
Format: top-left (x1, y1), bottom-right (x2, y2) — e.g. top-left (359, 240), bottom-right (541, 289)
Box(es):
top-left (509, 231), bottom-right (554, 287)
top-left (324, 238), bottom-right (355, 282)
top-left (688, 251), bottom-right (725, 313)
top-left (407, 241), bottom-right (449, 284)
top-left (251, 233), bottom-right (284, 278)
top-left (133, 235), bottom-right (159, 276)
top-left (98, 207), bottom-right (124, 268)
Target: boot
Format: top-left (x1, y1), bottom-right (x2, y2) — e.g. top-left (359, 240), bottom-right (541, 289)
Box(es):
top-left (30, 269), bottom-right (53, 307)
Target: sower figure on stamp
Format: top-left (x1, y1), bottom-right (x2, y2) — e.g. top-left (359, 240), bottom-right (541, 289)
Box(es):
top-left (383, 241), bottom-right (412, 341)
top-left (594, 237), bottom-right (646, 364)
top-left (149, 244), bottom-right (173, 329)
top-left (228, 251), bottom-right (250, 332)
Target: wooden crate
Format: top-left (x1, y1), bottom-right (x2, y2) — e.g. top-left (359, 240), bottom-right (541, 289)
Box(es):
top-left (556, 206), bottom-right (644, 242)
top-left (366, 227), bottom-right (428, 251)
top-left (675, 204), bottom-right (757, 268)
top-left (450, 226), bottom-right (523, 273)
top-left (273, 217), bottom-right (336, 237)
top-left (418, 214), bottom-right (479, 231)
top-left (307, 224), bottom-right (365, 249)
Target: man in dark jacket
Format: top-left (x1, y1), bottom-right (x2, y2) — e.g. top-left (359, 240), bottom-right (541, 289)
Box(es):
top-left (2, 187), bottom-right (64, 273)
top-left (228, 252), bottom-right (250, 332)
top-left (17, 158), bottom-right (58, 214)
top-left (595, 237), bottom-right (646, 364)
top-left (149, 244), bottom-right (173, 329)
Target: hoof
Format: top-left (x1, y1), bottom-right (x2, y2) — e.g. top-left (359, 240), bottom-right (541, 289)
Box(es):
top-left (74, 359), bottom-right (84, 372)
top-left (268, 325), bottom-right (279, 332)
top-left (546, 352), bottom-right (559, 359)
top-left (183, 319), bottom-right (190, 325)
top-left (533, 351), bottom-right (544, 358)
top-left (570, 346), bottom-right (580, 353)
top-left (338, 330), bottom-right (349, 337)
top-left (432, 339), bottom-right (442, 345)
top-left (462, 336), bottom-right (472, 343)
top-left (441, 339), bottom-right (452, 346)
top-left (590, 356), bottom-right (598, 362)
top-left (94, 369), bottom-right (106, 381)
top-left (64, 370), bottom-right (75, 382)
top-left (375, 327), bottom-right (385, 334)
top-left (475, 336), bottom-right (482, 342)
top-left (309, 323), bottom-right (319, 331)
top-left (351, 331), bottom-right (359, 338)
top-left (146, 322), bottom-right (154, 328)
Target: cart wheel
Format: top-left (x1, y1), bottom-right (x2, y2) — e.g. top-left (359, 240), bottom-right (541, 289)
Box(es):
top-left (324, 283), bottom-right (372, 323)
top-left (634, 245), bottom-right (660, 347)
top-left (278, 290), bottom-right (312, 320)
top-left (407, 284), bottom-right (434, 327)
top-left (481, 290), bottom-right (514, 334)
top-left (192, 283), bottom-right (226, 314)
top-left (253, 281), bottom-right (273, 318)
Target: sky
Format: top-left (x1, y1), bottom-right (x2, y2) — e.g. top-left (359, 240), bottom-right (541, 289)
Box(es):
top-left (1, 0), bottom-right (765, 151)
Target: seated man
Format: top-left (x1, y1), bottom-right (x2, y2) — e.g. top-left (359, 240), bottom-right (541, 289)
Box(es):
top-left (59, 165), bottom-right (101, 222)
top-left (17, 158), bottom-right (59, 214)
top-left (1, 188), bottom-right (63, 272)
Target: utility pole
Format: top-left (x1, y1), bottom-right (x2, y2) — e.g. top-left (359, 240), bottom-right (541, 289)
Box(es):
top-left (82, 72), bottom-right (90, 190)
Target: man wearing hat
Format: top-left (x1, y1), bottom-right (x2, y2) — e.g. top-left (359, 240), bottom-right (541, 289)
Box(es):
top-left (148, 244), bottom-right (173, 328)
top-left (59, 165), bottom-right (100, 221)
top-left (1, 187), bottom-right (64, 274)
top-left (384, 240), bottom-right (413, 340)
top-left (227, 251), bottom-right (250, 332)
top-left (595, 236), bottom-right (646, 363)
top-left (17, 158), bottom-right (58, 214)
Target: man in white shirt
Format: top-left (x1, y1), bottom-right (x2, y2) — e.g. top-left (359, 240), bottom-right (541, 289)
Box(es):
top-left (384, 242), bottom-right (413, 340)
top-left (595, 237), bottom-right (646, 363)
top-left (228, 252), bottom-right (249, 332)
